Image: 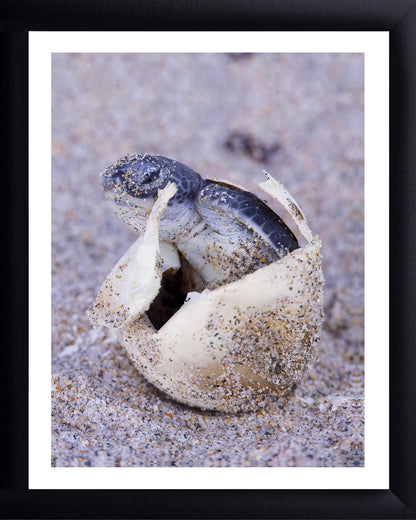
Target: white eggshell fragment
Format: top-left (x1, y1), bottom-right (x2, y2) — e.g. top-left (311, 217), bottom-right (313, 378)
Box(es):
top-left (89, 174), bottom-right (324, 413)
top-left (89, 182), bottom-right (178, 329)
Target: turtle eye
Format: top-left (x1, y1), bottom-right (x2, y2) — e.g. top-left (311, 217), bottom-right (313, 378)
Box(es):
top-left (140, 163), bottom-right (161, 185)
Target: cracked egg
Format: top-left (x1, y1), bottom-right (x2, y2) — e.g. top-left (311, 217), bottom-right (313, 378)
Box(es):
top-left (88, 154), bottom-right (324, 412)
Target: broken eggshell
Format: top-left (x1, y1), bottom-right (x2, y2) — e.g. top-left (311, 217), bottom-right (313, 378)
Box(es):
top-left (89, 174), bottom-right (324, 413)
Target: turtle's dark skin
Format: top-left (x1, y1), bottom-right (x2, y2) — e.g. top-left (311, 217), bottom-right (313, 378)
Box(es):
top-left (100, 153), bottom-right (299, 287)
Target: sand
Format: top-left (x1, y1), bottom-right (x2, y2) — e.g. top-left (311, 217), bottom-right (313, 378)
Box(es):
top-left (51, 53), bottom-right (364, 467)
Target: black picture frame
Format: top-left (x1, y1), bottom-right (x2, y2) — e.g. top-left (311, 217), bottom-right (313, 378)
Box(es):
top-left (3, 0), bottom-right (416, 518)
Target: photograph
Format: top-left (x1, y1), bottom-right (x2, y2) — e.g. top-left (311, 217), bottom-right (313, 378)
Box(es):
top-left (51, 51), bottom-right (364, 468)
top-left (2, 1), bottom-right (412, 514)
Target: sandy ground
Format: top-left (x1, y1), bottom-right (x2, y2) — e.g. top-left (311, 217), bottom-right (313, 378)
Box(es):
top-left (51, 53), bottom-right (364, 467)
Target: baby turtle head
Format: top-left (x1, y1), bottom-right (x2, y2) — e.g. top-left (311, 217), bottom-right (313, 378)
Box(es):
top-left (101, 153), bottom-right (204, 203)
top-left (101, 153), bottom-right (171, 199)
top-left (100, 153), bottom-right (205, 239)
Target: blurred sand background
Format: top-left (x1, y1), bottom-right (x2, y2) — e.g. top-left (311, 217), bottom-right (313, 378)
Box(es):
top-left (51, 53), bottom-right (364, 467)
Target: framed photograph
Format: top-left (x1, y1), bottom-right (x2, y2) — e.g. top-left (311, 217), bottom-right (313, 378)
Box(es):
top-left (4, 1), bottom-right (416, 518)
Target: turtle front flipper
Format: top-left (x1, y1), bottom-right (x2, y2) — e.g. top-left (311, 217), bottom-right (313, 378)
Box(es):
top-left (175, 181), bottom-right (300, 289)
top-left (196, 181), bottom-right (299, 255)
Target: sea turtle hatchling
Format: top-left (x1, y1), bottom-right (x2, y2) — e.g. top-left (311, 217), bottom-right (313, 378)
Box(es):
top-left (99, 153), bottom-right (300, 291)
top-left (89, 153), bottom-right (324, 412)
